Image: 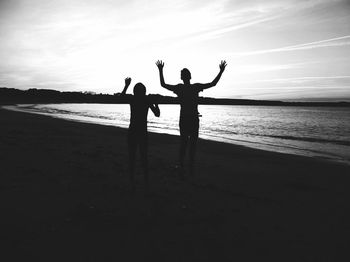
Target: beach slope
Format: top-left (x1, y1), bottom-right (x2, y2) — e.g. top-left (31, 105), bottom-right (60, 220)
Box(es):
top-left (1, 108), bottom-right (350, 261)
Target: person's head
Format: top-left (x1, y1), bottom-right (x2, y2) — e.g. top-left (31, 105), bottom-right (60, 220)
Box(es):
top-left (181, 68), bottom-right (191, 83)
top-left (133, 82), bottom-right (146, 97)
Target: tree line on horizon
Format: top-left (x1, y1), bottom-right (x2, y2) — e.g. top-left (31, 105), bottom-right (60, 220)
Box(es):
top-left (0, 87), bottom-right (349, 107)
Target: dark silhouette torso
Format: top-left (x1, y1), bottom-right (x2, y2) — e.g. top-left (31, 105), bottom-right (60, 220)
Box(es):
top-left (173, 84), bottom-right (203, 117)
top-left (129, 96), bottom-right (152, 133)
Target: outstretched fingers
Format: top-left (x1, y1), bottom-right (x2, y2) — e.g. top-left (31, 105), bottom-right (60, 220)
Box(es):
top-left (156, 60), bottom-right (164, 69)
top-left (219, 60), bottom-right (227, 71)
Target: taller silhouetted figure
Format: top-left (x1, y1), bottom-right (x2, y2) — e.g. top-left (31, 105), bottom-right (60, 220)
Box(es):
top-left (120, 77), bottom-right (160, 191)
top-left (156, 60), bottom-right (227, 178)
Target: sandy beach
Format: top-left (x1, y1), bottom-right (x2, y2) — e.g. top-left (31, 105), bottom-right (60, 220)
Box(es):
top-left (1, 107), bottom-right (350, 261)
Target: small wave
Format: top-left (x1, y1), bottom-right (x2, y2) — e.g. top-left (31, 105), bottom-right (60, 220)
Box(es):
top-left (29, 105), bottom-right (116, 121)
top-left (200, 132), bottom-right (348, 164)
top-left (204, 127), bottom-right (350, 146)
top-left (261, 134), bottom-right (350, 146)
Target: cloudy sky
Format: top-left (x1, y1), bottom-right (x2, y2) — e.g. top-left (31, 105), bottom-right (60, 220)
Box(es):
top-left (0, 0), bottom-right (349, 101)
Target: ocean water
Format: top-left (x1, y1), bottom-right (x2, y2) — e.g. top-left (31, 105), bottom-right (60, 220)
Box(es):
top-left (6, 103), bottom-right (350, 164)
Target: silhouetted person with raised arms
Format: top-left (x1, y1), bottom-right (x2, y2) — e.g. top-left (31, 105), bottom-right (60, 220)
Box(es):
top-left (120, 77), bottom-right (160, 191)
top-left (156, 60), bottom-right (227, 178)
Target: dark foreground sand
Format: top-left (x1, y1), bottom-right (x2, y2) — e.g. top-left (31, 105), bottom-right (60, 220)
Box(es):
top-left (1, 108), bottom-right (350, 261)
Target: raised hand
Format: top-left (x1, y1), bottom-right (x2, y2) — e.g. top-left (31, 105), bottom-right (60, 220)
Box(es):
top-left (125, 77), bottom-right (131, 87)
top-left (156, 60), bottom-right (164, 70)
top-left (219, 60), bottom-right (227, 72)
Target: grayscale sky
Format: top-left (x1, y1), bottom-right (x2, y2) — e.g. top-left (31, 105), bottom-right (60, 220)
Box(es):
top-left (0, 0), bottom-right (349, 101)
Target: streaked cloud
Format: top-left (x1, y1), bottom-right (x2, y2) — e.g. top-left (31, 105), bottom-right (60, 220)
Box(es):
top-left (227, 35), bottom-right (350, 57)
top-left (0, 0), bottom-right (349, 101)
top-left (236, 76), bottom-right (350, 84)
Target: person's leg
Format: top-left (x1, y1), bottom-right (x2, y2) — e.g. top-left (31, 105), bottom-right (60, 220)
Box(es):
top-left (179, 116), bottom-right (188, 172)
top-left (189, 118), bottom-right (199, 177)
top-left (189, 135), bottom-right (198, 177)
top-left (139, 133), bottom-right (149, 190)
top-left (128, 131), bottom-right (137, 191)
top-left (179, 135), bottom-right (188, 170)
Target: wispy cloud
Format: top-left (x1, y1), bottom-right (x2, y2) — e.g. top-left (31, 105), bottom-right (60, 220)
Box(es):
top-left (233, 61), bottom-right (317, 75)
top-left (228, 35), bottom-right (350, 57)
top-left (230, 84), bottom-right (350, 101)
top-left (194, 15), bottom-right (280, 40)
top-left (236, 76), bottom-right (350, 84)
top-left (0, 0), bottom-right (349, 100)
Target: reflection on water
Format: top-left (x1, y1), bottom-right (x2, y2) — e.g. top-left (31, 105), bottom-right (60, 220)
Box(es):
top-left (7, 103), bottom-right (350, 164)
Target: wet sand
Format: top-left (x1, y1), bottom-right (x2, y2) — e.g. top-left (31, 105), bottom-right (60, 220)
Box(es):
top-left (1, 108), bottom-right (350, 261)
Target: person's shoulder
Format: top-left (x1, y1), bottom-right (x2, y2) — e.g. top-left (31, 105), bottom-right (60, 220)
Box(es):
top-left (146, 94), bottom-right (157, 104)
top-left (172, 83), bottom-right (183, 94)
top-left (122, 94), bottom-right (134, 103)
top-left (146, 94), bottom-right (157, 100)
top-left (192, 83), bottom-right (204, 92)
top-left (173, 83), bottom-right (183, 89)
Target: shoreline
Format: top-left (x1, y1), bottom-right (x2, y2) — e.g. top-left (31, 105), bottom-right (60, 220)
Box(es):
top-left (1, 108), bottom-right (350, 261)
top-left (3, 104), bottom-right (349, 166)
top-left (2, 87), bottom-right (350, 106)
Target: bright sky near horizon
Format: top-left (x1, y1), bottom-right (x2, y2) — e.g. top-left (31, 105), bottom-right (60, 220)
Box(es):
top-left (0, 0), bottom-right (349, 101)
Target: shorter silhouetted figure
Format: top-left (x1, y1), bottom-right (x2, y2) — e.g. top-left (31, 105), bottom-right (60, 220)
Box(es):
top-left (156, 60), bottom-right (227, 179)
top-left (120, 77), bottom-right (160, 191)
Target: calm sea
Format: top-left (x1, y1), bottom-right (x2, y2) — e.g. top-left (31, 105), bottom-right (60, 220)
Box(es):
top-left (6, 103), bottom-right (350, 164)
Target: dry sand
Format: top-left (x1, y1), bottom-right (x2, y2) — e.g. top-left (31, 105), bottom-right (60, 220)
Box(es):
top-left (1, 108), bottom-right (350, 261)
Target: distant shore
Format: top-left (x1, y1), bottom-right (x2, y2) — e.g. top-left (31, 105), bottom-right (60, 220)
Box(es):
top-left (1, 108), bottom-right (350, 261)
top-left (1, 87), bottom-right (350, 106)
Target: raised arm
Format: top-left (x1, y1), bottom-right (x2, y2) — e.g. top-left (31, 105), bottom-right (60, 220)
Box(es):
top-left (197, 60), bottom-right (227, 90)
top-left (121, 77), bottom-right (132, 95)
top-left (156, 60), bottom-right (179, 92)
